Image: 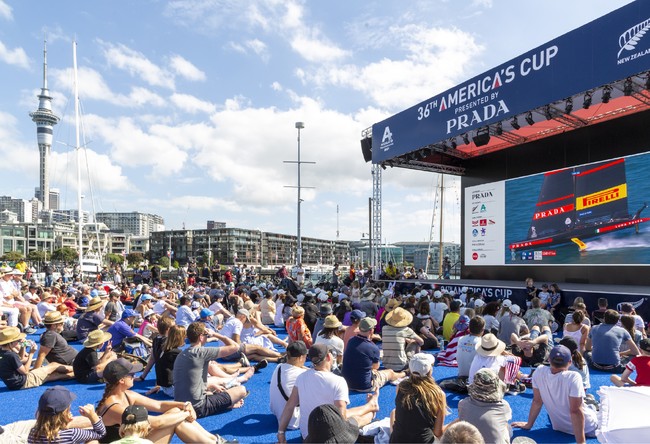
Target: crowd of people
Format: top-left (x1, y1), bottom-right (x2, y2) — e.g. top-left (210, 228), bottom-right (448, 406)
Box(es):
top-left (0, 260), bottom-right (648, 443)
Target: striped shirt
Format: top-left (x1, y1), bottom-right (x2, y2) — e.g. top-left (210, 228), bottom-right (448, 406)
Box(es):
top-left (28, 418), bottom-right (106, 444)
top-left (381, 325), bottom-right (419, 371)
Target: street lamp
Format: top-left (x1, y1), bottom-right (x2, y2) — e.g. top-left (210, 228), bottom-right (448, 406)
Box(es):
top-left (296, 121), bottom-right (304, 266)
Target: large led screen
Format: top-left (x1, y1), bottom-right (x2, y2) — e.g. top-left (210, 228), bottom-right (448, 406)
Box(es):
top-left (465, 151), bottom-right (650, 266)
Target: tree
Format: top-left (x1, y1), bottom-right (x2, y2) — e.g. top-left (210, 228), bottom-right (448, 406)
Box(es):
top-left (126, 252), bottom-right (144, 268)
top-left (172, 260), bottom-right (180, 269)
top-left (158, 256), bottom-right (170, 268)
top-left (51, 247), bottom-right (78, 263)
top-left (28, 250), bottom-right (49, 262)
top-left (1, 251), bottom-right (23, 262)
top-left (106, 253), bottom-right (124, 266)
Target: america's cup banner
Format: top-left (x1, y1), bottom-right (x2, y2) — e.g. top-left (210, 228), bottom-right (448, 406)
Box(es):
top-left (372, 1), bottom-right (650, 163)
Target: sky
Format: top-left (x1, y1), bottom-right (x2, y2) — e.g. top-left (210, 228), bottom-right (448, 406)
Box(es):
top-left (0, 0), bottom-right (635, 245)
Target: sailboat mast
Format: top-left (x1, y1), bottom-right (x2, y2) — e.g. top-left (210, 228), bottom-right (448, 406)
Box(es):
top-left (73, 41), bottom-right (84, 277)
top-left (438, 175), bottom-right (444, 278)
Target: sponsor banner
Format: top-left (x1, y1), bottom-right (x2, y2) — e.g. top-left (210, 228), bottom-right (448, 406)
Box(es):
top-left (464, 182), bottom-right (505, 266)
top-left (372, 1), bottom-right (650, 163)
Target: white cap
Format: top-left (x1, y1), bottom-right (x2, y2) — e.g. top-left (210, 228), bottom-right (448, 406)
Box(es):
top-left (474, 299), bottom-right (485, 308)
top-left (297, 293), bottom-right (305, 303)
top-left (433, 290), bottom-right (442, 299)
top-left (502, 299), bottom-right (512, 308)
top-left (461, 286), bottom-right (468, 293)
top-left (409, 353), bottom-right (436, 376)
top-left (318, 293), bottom-right (328, 302)
top-left (510, 304), bottom-right (521, 315)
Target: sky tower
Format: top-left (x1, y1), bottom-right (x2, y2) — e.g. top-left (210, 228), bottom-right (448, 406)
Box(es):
top-left (29, 40), bottom-right (59, 210)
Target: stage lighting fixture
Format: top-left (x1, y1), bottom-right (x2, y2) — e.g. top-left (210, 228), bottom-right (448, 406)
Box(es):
top-left (525, 111), bottom-right (535, 126)
top-left (473, 127), bottom-right (491, 147)
top-left (583, 91), bottom-right (592, 109)
top-left (462, 133), bottom-right (470, 145)
top-left (510, 116), bottom-right (520, 130)
top-left (564, 97), bottom-right (573, 114)
top-left (624, 77), bottom-right (634, 96)
top-left (495, 122), bottom-right (503, 135)
top-left (450, 138), bottom-right (457, 149)
top-left (602, 85), bottom-right (612, 103)
top-left (544, 105), bottom-right (553, 120)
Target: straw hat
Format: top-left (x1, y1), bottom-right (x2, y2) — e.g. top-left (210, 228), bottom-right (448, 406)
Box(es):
top-left (0, 327), bottom-right (26, 345)
top-left (385, 298), bottom-right (401, 312)
top-left (323, 315), bottom-right (342, 329)
top-left (83, 330), bottom-right (112, 348)
top-left (43, 311), bottom-right (64, 325)
top-left (385, 307), bottom-right (413, 328)
top-left (86, 297), bottom-right (104, 311)
top-left (475, 333), bottom-right (506, 357)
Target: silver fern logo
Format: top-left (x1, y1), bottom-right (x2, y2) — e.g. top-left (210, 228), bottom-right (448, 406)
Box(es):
top-left (618, 18), bottom-right (650, 58)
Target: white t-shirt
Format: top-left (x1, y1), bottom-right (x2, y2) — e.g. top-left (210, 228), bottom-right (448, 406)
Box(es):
top-left (153, 299), bottom-right (168, 315)
top-left (208, 301), bottom-right (226, 314)
top-left (532, 366), bottom-right (598, 437)
top-left (274, 300), bottom-right (285, 327)
top-left (220, 317), bottom-right (243, 340)
top-left (314, 335), bottom-right (344, 363)
top-left (468, 354), bottom-right (507, 384)
top-left (456, 335), bottom-right (481, 378)
top-left (429, 301), bottom-right (448, 324)
top-left (294, 369), bottom-right (349, 438)
top-left (483, 314), bottom-right (500, 332)
top-left (270, 363), bottom-right (307, 430)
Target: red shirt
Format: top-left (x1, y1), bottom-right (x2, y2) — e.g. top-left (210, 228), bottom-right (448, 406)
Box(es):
top-left (626, 355), bottom-right (650, 385)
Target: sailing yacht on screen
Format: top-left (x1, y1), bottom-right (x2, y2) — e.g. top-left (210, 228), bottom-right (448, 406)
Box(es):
top-left (510, 158), bottom-right (650, 252)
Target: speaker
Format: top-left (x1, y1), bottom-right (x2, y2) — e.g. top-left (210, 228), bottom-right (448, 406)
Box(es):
top-left (360, 137), bottom-right (372, 162)
top-left (473, 128), bottom-right (491, 147)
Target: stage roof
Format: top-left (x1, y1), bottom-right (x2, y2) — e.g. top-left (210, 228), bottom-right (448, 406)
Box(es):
top-left (365, 1), bottom-right (650, 175)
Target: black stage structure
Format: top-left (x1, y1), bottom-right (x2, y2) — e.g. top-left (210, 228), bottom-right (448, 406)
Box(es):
top-left (366, 2), bottom-right (650, 313)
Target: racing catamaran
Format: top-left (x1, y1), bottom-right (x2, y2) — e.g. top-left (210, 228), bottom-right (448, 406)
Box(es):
top-left (509, 158), bottom-right (650, 252)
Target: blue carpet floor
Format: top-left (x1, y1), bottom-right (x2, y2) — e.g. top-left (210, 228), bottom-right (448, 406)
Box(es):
top-left (1, 328), bottom-right (609, 443)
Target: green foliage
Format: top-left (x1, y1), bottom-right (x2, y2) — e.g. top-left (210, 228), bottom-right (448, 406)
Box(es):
top-left (0, 251), bottom-right (23, 262)
top-left (172, 260), bottom-right (180, 269)
top-left (158, 256), bottom-right (170, 268)
top-left (27, 250), bottom-right (49, 262)
top-left (106, 253), bottom-right (124, 265)
top-left (51, 247), bottom-right (78, 263)
top-left (126, 252), bottom-right (144, 268)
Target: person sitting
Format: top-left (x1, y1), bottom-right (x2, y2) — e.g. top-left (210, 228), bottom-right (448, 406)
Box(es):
top-left (611, 337), bottom-right (650, 387)
top-left (342, 317), bottom-right (405, 391)
top-left (174, 296), bottom-right (197, 328)
top-left (314, 315), bottom-right (345, 371)
top-left (458, 368), bottom-right (512, 444)
top-left (563, 309), bottom-right (590, 353)
top-left (286, 306), bottom-right (313, 348)
top-left (513, 345), bottom-right (598, 443)
top-left (585, 309), bottom-right (639, 373)
top-left (382, 307), bottom-right (424, 371)
top-left (220, 308), bottom-right (285, 363)
top-left (34, 311), bottom-right (78, 369)
top-left (437, 315), bottom-right (471, 367)
top-left (523, 297), bottom-right (554, 330)
top-left (441, 300), bottom-right (462, 342)
top-left (390, 353), bottom-right (447, 443)
top-left (559, 336), bottom-right (591, 390)
top-left (270, 341), bottom-right (309, 431)
top-left (173, 322), bottom-right (249, 418)
top-left (591, 297), bottom-right (608, 326)
top-left (457, 316), bottom-right (485, 379)
top-left (277, 344), bottom-right (379, 442)
top-left (497, 304), bottom-right (526, 345)
top-left (259, 290), bottom-right (276, 325)
top-left (108, 309), bottom-right (153, 351)
top-left (138, 316), bottom-right (174, 382)
top-left (113, 405), bottom-right (151, 444)
top-left (440, 421), bottom-right (485, 444)
top-left (469, 333), bottom-right (524, 394)
top-left (76, 297), bottom-right (113, 341)
top-left (0, 327), bottom-right (74, 390)
top-left (28, 386), bottom-right (106, 443)
top-left (97, 358), bottom-right (221, 443)
top-left (73, 329), bottom-right (117, 384)
top-left (303, 404), bottom-right (360, 444)
top-left (510, 324), bottom-right (553, 367)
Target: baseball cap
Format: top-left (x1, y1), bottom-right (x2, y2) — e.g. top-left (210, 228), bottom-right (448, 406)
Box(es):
top-left (308, 343), bottom-right (330, 365)
top-left (409, 353), bottom-right (436, 377)
top-left (121, 308), bottom-right (138, 319)
top-left (639, 338), bottom-right (650, 352)
top-left (140, 294), bottom-right (153, 301)
top-left (200, 308), bottom-right (214, 318)
top-left (549, 345), bottom-right (572, 367)
top-left (359, 317), bottom-right (377, 333)
top-left (350, 309), bottom-right (366, 322)
top-left (286, 340), bottom-right (308, 357)
top-left (103, 358), bottom-right (144, 384)
top-left (38, 386), bottom-right (76, 416)
top-left (509, 304), bottom-right (521, 315)
top-left (237, 308), bottom-right (251, 321)
top-left (121, 405), bottom-right (148, 425)
top-left (502, 299), bottom-right (512, 308)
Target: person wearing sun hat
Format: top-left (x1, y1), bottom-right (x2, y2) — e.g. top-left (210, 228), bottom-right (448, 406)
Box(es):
top-left (28, 386), bottom-right (106, 443)
top-left (76, 296), bottom-right (114, 342)
top-left (34, 311), bottom-right (78, 369)
top-left (458, 368), bottom-right (512, 444)
top-left (382, 307), bottom-right (424, 371)
top-left (73, 329), bottom-right (117, 384)
top-left (513, 345), bottom-right (598, 442)
top-left (0, 326), bottom-right (74, 390)
top-left (468, 333), bottom-right (520, 387)
top-left (314, 315), bottom-right (345, 369)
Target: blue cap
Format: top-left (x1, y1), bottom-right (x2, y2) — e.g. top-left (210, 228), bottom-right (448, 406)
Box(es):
top-left (122, 308), bottom-right (138, 319)
top-left (140, 294), bottom-right (153, 301)
top-left (350, 309), bottom-right (367, 321)
top-left (200, 308), bottom-right (214, 318)
top-left (90, 289), bottom-right (99, 297)
top-left (38, 386), bottom-right (76, 416)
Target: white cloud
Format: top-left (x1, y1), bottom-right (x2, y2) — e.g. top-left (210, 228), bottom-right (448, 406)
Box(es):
top-left (290, 32), bottom-right (349, 63)
top-left (0, 0), bottom-right (12, 20)
top-left (245, 39), bottom-right (269, 62)
top-left (471, 0), bottom-right (493, 8)
top-left (169, 55), bottom-right (206, 82)
top-left (101, 41), bottom-right (175, 90)
top-left (170, 93), bottom-right (216, 114)
top-left (150, 195), bottom-right (242, 213)
top-left (0, 40), bottom-right (29, 69)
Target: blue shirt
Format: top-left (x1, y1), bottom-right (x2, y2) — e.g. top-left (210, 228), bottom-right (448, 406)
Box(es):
top-left (107, 319), bottom-right (136, 347)
top-left (342, 335), bottom-right (380, 390)
top-left (589, 323), bottom-right (632, 366)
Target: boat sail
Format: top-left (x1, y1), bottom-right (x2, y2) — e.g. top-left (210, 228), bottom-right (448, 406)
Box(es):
top-left (510, 158), bottom-right (650, 251)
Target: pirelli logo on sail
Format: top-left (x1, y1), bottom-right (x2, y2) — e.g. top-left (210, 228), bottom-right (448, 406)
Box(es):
top-left (576, 184), bottom-right (627, 210)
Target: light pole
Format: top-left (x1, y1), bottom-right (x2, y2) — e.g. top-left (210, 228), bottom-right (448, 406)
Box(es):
top-left (296, 121), bottom-right (304, 266)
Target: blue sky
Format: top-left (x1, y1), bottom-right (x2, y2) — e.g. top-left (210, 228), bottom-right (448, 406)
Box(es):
top-left (0, 0), bottom-right (633, 244)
